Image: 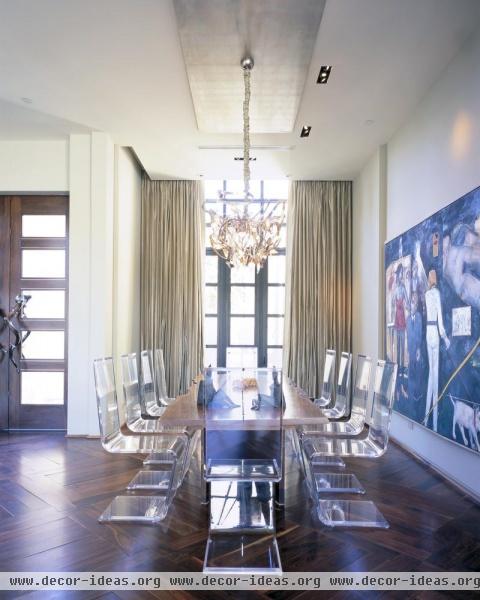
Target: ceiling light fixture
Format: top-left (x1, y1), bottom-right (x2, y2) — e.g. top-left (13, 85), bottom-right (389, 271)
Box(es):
top-left (203, 56), bottom-right (285, 270)
top-left (317, 65), bottom-right (332, 84)
top-left (300, 125), bottom-right (312, 138)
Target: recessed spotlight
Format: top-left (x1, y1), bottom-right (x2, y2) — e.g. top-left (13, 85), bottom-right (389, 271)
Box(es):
top-left (365, 119), bottom-right (375, 126)
top-left (234, 156), bottom-right (257, 161)
top-left (316, 65), bottom-right (332, 84)
top-left (300, 125), bottom-right (311, 138)
top-left (21, 97), bottom-right (33, 104)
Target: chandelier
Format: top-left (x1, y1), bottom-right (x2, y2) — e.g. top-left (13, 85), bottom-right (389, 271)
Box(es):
top-left (204, 56), bottom-right (285, 270)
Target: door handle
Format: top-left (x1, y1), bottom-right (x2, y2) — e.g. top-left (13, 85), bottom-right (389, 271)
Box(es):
top-left (0, 293), bottom-right (31, 373)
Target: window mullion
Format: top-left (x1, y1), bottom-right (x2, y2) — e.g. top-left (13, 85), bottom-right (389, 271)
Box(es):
top-left (217, 253), bottom-right (230, 367)
top-left (256, 258), bottom-right (268, 367)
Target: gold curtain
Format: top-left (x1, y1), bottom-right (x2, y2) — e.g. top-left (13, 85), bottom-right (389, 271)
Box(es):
top-left (284, 180), bottom-right (352, 397)
top-left (140, 176), bottom-right (204, 396)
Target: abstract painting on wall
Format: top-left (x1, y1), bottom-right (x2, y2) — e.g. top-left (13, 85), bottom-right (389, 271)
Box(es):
top-left (385, 185), bottom-right (480, 453)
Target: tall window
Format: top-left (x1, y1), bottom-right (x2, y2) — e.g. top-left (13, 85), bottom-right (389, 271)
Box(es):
top-left (204, 179), bottom-right (288, 368)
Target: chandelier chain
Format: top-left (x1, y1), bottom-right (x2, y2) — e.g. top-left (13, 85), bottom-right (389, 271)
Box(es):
top-left (243, 65), bottom-right (251, 199)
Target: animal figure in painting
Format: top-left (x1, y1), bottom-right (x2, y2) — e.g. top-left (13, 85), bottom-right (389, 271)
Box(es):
top-left (449, 395), bottom-right (480, 452)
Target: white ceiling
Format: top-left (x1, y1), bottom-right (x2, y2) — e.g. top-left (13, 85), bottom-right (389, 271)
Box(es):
top-left (0, 99), bottom-right (89, 139)
top-left (0, 0), bottom-right (479, 180)
top-left (173, 0), bottom-right (326, 133)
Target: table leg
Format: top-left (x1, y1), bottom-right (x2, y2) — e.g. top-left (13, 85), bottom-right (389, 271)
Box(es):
top-left (200, 427), bottom-right (209, 504)
top-left (275, 427), bottom-right (286, 507)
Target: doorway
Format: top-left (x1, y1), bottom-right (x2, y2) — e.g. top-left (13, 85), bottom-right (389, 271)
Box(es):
top-left (0, 195), bottom-right (68, 430)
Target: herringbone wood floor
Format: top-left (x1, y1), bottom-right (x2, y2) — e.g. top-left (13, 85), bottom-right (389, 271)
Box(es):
top-left (0, 432), bottom-right (479, 599)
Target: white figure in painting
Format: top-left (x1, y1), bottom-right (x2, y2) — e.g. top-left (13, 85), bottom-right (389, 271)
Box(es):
top-left (412, 240), bottom-right (428, 313)
top-left (424, 269), bottom-right (450, 431)
top-left (443, 220), bottom-right (480, 310)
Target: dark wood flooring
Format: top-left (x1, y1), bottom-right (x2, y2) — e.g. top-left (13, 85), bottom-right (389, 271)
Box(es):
top-left (0, 432), bottom-right (479, 599)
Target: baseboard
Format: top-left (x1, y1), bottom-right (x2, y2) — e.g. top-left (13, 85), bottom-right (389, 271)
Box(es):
top-left (391, 435), bottom-right (480, 505)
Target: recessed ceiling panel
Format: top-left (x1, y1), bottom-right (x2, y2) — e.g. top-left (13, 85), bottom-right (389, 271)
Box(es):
top-left (173, 0), bottom-right (326, 133)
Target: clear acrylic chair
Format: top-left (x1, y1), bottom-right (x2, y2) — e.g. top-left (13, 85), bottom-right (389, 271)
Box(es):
top-left (293, 350), bottom-right (350, 468)
top-left (122, 353), bottom-right (200, 476)
top-left (98, 443), bottom-right (187, 524)
top-left (302, 360), bottom-right (398, 463)
top-left (203, 367), bottom-right (283, 484)
top-left (202, 366), bottom-right (283, 573)
top-left (322, 351), bottom-right (352, 419)
top-left (300, 354), bottom-right (373, 438)
top-left (93, 358), bottom-right (187, 502)
top-left (313, 349), bottom-right (336, 408)
top-left (94, 356), bottom-right (186, 459)
top-left (301, 360), bottom-right (396, 529)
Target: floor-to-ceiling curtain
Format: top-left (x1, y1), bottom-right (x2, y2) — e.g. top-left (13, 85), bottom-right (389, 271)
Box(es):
top-left (284, 180), bottom-right (352, 397)
top-left (140, 176), bottom-right (204, 396)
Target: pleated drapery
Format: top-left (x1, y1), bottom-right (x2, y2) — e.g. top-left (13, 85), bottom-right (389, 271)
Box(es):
top-left (283, 180), bottom-right (352, 398)
top-left (140, 177), bottom-right (204, 396)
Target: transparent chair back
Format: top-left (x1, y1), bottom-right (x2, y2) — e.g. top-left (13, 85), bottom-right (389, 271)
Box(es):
top-left (351, 354), bottom-right (373, 423)
top-left (314, 349), bottom-right (336, 408)
top-left (121, 353), bottom-right (145, 424)
top-left (368, 360), bottom-right (398, 452)
top-left (300, 353), bottom-right (372, 437)
top-left (203, 367), bottom-right (282, 482)
top-left (323, 352), bottom-right (352, 419)
top-left (139, 350), bottom-right (166, 415)
top-left (93, 357), bottom-right (121, 445)
top-left (226, 347), bottom-right (258, 368)
top-left (153, 348), bottom-right (170, 405)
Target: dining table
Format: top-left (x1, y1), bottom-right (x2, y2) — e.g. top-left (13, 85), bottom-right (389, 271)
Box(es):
top-left (159, 378), bottom-right (328, 505)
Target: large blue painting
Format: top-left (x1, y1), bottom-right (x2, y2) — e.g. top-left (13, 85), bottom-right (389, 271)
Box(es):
top-left (385, 186), bottom-right (480, 452)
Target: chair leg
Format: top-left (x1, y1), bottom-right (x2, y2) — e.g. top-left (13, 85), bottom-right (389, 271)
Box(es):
top-left (179, 429), bottom-right (201, 485)
top-left (316, 499), bottom-right (389, 529)
top-left (313, 472), bottom-right (365, 495)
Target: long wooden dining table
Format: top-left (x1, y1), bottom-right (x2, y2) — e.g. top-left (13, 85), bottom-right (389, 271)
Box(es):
top-left (159, 379), bottom-right (328, 505)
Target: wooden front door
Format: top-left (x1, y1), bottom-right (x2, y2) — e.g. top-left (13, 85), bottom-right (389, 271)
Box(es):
top-left (0, 195), bottom-right (68, 430)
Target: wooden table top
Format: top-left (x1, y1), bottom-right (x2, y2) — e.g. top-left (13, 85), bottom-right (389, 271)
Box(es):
top-left (160, 379), bottom-right (328, 429)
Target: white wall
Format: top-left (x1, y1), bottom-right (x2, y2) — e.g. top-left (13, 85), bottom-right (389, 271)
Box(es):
top-left (68, 132), bottom-right (115, 436)
top-left (112, 147), bottom-right (142, 420)
top-left (352, 146), bottom-right (387, 420)
top-left (68, 139), bottom-right (141, 434)
top-left (352, 146), bottom-right (386, 366)
top-left (0, 140), bottom-right (68, 191)
top-left (353, 29), bottom-right (480, 498)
